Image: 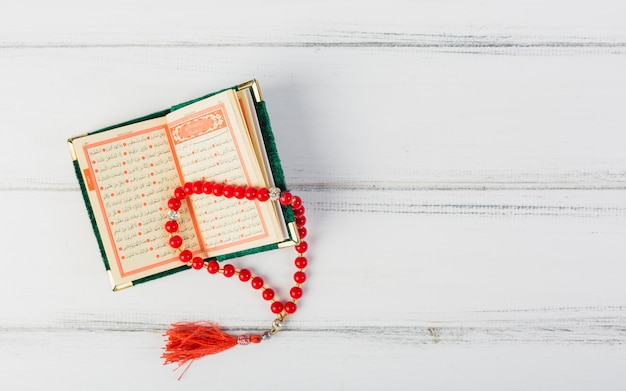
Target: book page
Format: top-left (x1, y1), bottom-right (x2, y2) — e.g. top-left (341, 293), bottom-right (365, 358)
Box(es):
top-left (236, 88), bottom-right (288, 237)
top-left (165, 90), bottom-right (286, 256)
top-left (72, 118), bottom-right (201, 286)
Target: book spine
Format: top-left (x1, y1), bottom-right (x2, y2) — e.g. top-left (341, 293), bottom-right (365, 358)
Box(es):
top-left (254, 100), bottom-right (295, 225)
top-left (71, 158), bottom-right (112, 273)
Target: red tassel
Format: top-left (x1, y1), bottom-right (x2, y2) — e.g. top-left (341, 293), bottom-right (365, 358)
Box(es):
top-left (162, 322), bottom-right (238, 378)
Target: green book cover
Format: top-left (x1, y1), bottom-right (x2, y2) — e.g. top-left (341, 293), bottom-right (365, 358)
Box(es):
top-left (68, 80), bottom-right (298, 291)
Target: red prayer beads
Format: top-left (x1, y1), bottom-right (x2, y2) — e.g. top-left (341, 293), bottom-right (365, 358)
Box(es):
top-left (165, 220), bottom-right (178, 233)
top-left (174, 187), bottom-right (186, 200)
top-left (251, 276), bottom-right (264, 289)
top-left (223, 185), bottom-right (234, 198)
top-left (212, 183), bottom-right (224, 196)
top-left (284, 302), bottom-right (297, 314)
top-left (168, 198), bottom-right (181, 211)
top-left (169, 235), bottom-right (183, 248)
top-left (290, 286), bottom-right (303, 299)
top-left (270, 301), bottom-right (284, 314)
top-left (179, 249), bottom-right (192, 263)
top-left (262, 288), bottom-right (275, 301)
top-left (294, 271), bottom-right (306, 284)
top-left (291, 195), bottom-right (302, 209)
top-left (192, 181), bottom-right (204, 194)
top-left (244, 187), bottom-right (256, 200)
top-left (279, 192), bottom-right (292, 205)
top-left (223, 264), bottom-right (236, 277)
top-left (238, 268), bottom-right (251, 282)
top-left (164, 181), bottom-right (309, 340)
top-left (256, 187), bottom-right (270, 201)
top-left (295, 256), bottom-right (308, 269)
top-left (207, 260), bottom-right (220, 274)
top-left (191, 257), bottom-right (204, 270)
top-left (233, 185), bottom-right (246, 199)
top-left (202, 182), bottom-right (213, 194)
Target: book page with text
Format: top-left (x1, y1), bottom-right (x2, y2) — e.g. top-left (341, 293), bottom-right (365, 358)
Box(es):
top-left (165, 90), bottom-right (286, 256)
top-left (73, 117), bottom-right (200, 286)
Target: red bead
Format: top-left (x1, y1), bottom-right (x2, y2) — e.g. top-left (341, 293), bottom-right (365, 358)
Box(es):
top-left (222, 264), bottom-right (235, 277)
top-left (164, 220), bottom-right (178, 233)
top-left (238, 268), bottom-right (251, 282)
top-left (174, 187), bottom-right (186, 200)
top-left (169, 235), bottom-right (183, 248)
top-left (179, 249), bottom-right (192, 263)
top-left (183, 182), bottom-right (194, 195)
top-left (256, 187), bottom-right (270, 201)
top-left (223, 185), bottom-right (234, 198)
top-left (212, 183), bottom-right (224, 196)
top-left (284, 302), bottom-right (297, 314)
top-left (293, 206), bottom-right (305, 217)
top-left (233, 186), bottom-right (246, 199)
top-left (262, 288), bottom-right (275, 300)
top-left (298, 226), bottom-right (307, 239)
top-left (168, 197), bottom-right (181, 211)
top-left (291, 196), bottom-right (302, 209)
top-left (290, 286), bottom-right (303, 299)
top-left (295, 256), bottom-right (308, 269)
top-left (244, 187), bottom-right (257, 200)
top-left (295, 241), bottom-right (308, 254)
top-left (191, 257), bottom-right (204, 270)
top-left (207, 260), bottom-right (220, 274)
top-left (193, 181), bottom-right (204, 194)
top-left (270, 301), bottom-right (284, 314)
top-left (251, 276), bottom-right (264, 289)
top-left (199, 181), bottom-right (212, 194)
top-left (250, 335), bottom-right (262, 344)
top-left (279, 191), bottom-right (292, 205)
top-left (294, 271), bottom-right (306, 284)
top-left (295, 215), bottom-right (306, 227)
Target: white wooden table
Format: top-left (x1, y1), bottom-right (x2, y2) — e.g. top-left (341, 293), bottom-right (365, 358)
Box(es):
top-left (1, 1), bottom-right (625, 389)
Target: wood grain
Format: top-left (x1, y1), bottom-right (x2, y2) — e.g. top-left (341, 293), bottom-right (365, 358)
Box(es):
top-left (1, 1), bottom-right (625, 389)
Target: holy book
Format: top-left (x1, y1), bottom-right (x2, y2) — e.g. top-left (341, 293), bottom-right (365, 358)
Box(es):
top-left (68, 80), bottom-right (299, 291)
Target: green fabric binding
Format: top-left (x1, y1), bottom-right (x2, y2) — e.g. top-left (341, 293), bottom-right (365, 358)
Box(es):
top-left (73, 159), bottom-right (111, 272)
top-left (71, 82), bottom-right (294, 288)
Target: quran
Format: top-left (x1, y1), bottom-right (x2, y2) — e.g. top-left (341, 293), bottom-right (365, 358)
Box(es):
top-left (68, 80), bottom-right (299, 291)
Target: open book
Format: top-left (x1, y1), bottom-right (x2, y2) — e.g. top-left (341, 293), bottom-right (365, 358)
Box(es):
top-left (68, 80), bottom-right (299, 291)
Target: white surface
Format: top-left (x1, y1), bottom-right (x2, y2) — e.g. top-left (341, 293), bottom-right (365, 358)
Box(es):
top-left (1, 1), bottom-right (625, 390)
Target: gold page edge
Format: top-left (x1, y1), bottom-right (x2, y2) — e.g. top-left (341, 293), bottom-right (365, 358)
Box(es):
top-left (237, 79), bottom-right (263, 102)
top-left (277, 222), bottom-right (301, 248)
top-left (108, 270), bottom-right (134, 292)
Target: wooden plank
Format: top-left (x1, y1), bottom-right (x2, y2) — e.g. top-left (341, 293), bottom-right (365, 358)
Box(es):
top-left (2, 329), bottom-right (626, 390)
top-left (1, 0), bottom-right (625, 389)
top-left (1, 49), bottom-right (626, 189)
top-left (1, 1), bottom-right (625, 47)
top-left (3, 306), bottom-right (625, 345)
top-left (1, 191), bottom-right (624, 324)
